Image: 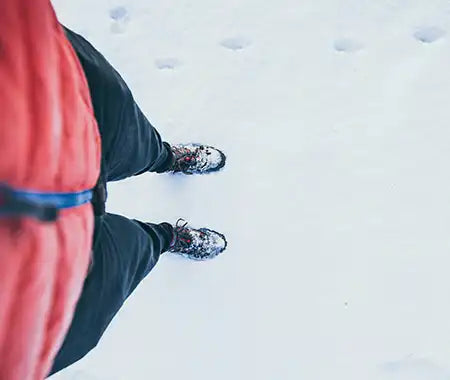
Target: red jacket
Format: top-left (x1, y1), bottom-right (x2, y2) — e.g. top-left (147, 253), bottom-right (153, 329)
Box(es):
top-left (0, 1), bottom-right (100, 379)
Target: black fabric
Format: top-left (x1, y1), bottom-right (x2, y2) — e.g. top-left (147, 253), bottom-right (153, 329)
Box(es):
top-left (63, 27), bottom-right (174, 216)
top-left (91, 179), bottom-right (107, 216)
top-left (48, 28), bottom-right (175, 376)
top-left (49, 216), bottom-right (173, 376)
top-left (63, 27), bottom-right (174, 181)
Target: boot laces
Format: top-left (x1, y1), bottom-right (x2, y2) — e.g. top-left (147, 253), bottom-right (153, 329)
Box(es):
top-left (172, 218), bottom-right (195, 250)
top-left (172, 145), bottom-right (210, 172)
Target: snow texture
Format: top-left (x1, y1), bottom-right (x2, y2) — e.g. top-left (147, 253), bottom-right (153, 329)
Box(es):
top-left (155, 58), bottom-right (182, 70)
top-left (333, 38), bottom-right (364, 52)
top-left (51, 0), bottom-right (450, 379)
top-left (414, 26), bottom-right (446, 43)
top-left (220, 37), bottom-right (252, 51)
top-left (109, 5), bottom-right (129, 34)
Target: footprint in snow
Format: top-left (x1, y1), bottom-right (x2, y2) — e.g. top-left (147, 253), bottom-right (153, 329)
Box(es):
top-left (414, 26), bottom-right (446, 43)
top-left (155, 58), bottom-right (182, 70)
top-left (220, 37), bottom-right (252, 51)
top-left (380, 357), bottom-right (449, 380)
top-left (110, 6), bottom-right (128, 20)
top-left (109, 6), bottom-right (130, 34)
top-left (333, 38), bottom-right (364, 53)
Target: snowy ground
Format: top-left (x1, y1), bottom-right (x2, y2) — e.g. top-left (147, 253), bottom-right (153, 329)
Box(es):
top-left (51, 1), bottom-right (450, 379)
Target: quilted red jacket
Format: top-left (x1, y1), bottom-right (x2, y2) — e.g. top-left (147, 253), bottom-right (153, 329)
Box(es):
top-left (0, 1), bottom-right (101, 379)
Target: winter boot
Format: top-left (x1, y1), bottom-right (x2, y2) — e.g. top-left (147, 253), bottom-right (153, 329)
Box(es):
top-left (168, 144), bottom-right (226, 174)
top-left (168, 219), bottom-right (227, 260)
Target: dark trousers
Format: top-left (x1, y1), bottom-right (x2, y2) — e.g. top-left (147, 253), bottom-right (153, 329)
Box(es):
top-left (49, 28), bottom-right (175, 376)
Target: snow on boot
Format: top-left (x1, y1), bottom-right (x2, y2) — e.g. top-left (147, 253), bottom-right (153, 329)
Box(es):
top-left (169, 144), bottom-right (226, 174)
top-left (168, 219), bottom-right (227, 261)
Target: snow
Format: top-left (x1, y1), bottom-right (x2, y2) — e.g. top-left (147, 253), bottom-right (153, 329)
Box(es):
top-left (50, 0), bottom-right (450, 379)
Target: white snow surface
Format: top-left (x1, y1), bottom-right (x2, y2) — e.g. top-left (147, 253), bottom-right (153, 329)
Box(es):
top-left (51, 1), bottom-right (450, 379)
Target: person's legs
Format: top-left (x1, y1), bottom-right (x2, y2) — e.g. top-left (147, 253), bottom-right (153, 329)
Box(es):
top-left (48, 214), bottom-right (227, 376)
top-left (64, 27), bottom-right (226, 183)
top-left (64, 27), bottom-right (174, 182)
top-left (49, 213), bottom-right (173, 376)
top-left (48, 26), bottom-right (228, 379)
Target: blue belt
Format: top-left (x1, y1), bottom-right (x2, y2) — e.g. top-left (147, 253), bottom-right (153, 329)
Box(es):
top-left (0, 184), bottom-right (93, 222)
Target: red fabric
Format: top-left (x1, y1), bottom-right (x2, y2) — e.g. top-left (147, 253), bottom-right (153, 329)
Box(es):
top-left (0, 1), bottom-right (101, 379)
